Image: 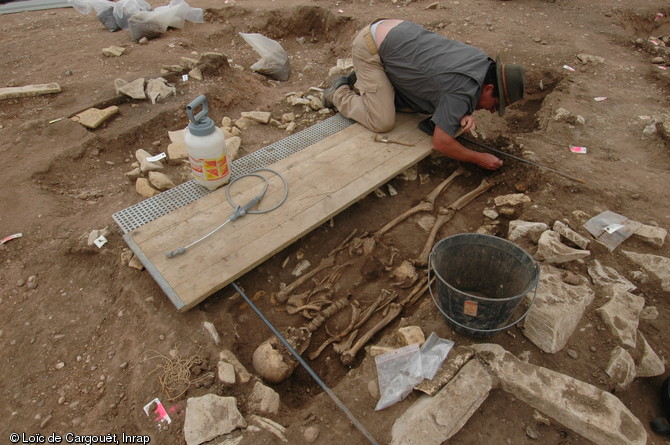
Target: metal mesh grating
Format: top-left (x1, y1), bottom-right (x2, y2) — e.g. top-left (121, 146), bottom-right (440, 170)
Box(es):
top-left (113, 114), bottom-right (355, 233)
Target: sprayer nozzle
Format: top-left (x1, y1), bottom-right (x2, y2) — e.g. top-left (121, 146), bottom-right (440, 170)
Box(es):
top-left (166, 247), bottom-right (186, 258)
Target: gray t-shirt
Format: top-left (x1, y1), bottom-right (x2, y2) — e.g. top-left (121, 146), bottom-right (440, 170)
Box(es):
top-left (378, 21), bottom-right (492, 137)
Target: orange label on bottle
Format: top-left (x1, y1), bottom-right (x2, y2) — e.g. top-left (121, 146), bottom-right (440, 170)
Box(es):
top-left (463, 300), bottom-right (478, 317)
top-left (189, 153), bottom-right (228, 181)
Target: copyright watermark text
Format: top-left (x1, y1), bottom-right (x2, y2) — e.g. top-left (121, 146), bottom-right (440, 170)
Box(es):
top-left (9, 432), bottom-right (150, 444)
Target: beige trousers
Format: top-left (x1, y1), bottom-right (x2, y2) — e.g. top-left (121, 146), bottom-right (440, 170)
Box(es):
top-left (332, 24), bottom-right (397, 133)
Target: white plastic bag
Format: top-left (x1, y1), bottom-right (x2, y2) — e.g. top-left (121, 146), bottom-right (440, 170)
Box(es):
top-left (68, 0), bottom-right (123, 32)
top-left (239, 33), bottom-right (290, 81)
top-left (419, 332), bottom-right (454, 380)
top-left (150, 0), bottom-right (204, 30)
top-left (69, 0), bottom-right (113, 15)
top-left (127, 0), bottom-right (204, 42)
top-left (375, 344), bottom-right (424, 411)
top-left (112, 0), bottom-right (152, 30)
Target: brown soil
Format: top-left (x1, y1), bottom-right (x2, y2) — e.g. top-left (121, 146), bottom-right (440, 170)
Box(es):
top-left (1, 0), bottom-right (670, 444)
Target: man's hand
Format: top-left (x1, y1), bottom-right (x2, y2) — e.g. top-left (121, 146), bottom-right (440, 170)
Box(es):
top-left (432, 125), bottom-right (503, 170)
top-left (476, 153), bottom-right (503, 170)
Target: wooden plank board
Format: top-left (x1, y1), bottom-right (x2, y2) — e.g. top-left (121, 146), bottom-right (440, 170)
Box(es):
top-left (128, 113), bottom-right (434, 311)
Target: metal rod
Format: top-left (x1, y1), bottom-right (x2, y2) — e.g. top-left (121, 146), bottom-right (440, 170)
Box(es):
top-left (458, 136), bottom-right (586, 184)
top-left (231, 282), bottom-right (381, 445)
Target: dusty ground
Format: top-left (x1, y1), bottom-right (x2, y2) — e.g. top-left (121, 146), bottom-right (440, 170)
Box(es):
top-left (2, 0), bottom-right (670, 443)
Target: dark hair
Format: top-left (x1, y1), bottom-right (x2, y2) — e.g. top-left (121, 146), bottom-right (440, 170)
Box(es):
top-left (483, 60), bottom-right (499, 98)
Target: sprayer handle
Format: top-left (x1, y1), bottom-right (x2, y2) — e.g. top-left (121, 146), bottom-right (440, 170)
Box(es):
top-left (186, 95), bottom-right (209, 125)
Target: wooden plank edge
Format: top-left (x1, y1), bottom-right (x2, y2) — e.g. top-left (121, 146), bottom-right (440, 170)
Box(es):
top-left (123, 233), bottom-right (185, 311)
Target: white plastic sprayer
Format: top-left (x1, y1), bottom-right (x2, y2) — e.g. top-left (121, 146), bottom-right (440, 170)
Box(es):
top-left (185, 94), bottom-right (230, 190)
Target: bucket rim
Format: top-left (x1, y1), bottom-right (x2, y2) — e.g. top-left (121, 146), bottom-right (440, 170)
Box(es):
top-left (429, 233), bottom-right (540, 303)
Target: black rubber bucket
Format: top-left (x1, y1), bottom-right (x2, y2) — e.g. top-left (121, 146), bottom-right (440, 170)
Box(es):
top-left (429, 233), bottom-right (539, 337)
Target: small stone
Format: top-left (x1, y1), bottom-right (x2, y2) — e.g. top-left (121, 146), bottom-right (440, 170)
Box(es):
top-left (566, 349), bottom-right (578, 359)
top-left (148, 171), bottom-right (176, 190)
top-left (304, 426), bottom-right (320, 443)
top-left (115, 78), bottom-right (146, 100)
top-left (40, 415), bottom-right (52, 428)
top-left (526, 425), bottom-right (540, 439)
top-left (120, 362), bottom-right (128, 369)
top-left (188, 67), bottom-right (203, 81)
top-left (368, 379), bottom-right (379, 399)
top-left (16, 278), bottom-right (25, 287)
top-left (58, 396), bottom-right (66, 405)
top-left (103, 46), bottom-right (125, 57)
top-left (241, 111), bottom-right (272, 124)
top-left (135, 178), bottom-right (159, 198)
top-left (55, 362), bottom-right (65, 369)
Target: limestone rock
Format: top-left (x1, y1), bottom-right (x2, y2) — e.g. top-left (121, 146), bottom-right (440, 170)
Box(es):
top-left (188, 67), bottom-right (203, 81)
top-left (234, 117), bottom-right (255, 130)
top-left (241, 111), bottom-right (271, 124)
top-left (596, 287), bottom-right (645, 348)
top-left (303, 426), bottom-right (319, 443)
top-left (309, 95), bottom-right (324, 110)
top-left (522, 265), bottom-right (594, 353)
top-left (71, 106), bottom-right (119, 129)
top-left (115, 78), bottom-right (146, 100)
top-left (146, 78), bottom-right (176, 104)
top-left (226, 136), bottom-right (241, 162)
top-left (103, 45), bottom-right (126, 57)
top-left (587, 259), bottom-right (636, 293)
top-left (605, 347), bottom-right (636, 389)
top-left (494, 193), bottom-right (531, 207)
top-left (639, 306), bottom-right (658, 320)
top-left (471, 344), bottom-right (647, 445)
top-left (169, 128), bottom-right (186, 143)
top-left (535, 230), bottom-right (590, 264)
top-left (508, 220), bottom-right (548, 243)
top-left (249, 381), bottom-right (280, 415)
top-left (398, 326), bottom-right (425, 346)
top-left (220, 349), bottom-right (252, 384)
top-left (217, 360), bottom-right (236, 385)
top-left (148, 171), bottom-right (175, 190)
top-left (483, 208), bottom-right (498, 220)
top-left (135, 178), bottom-right (159, 197)
top-left (202, 321), bottom-right (220, 344)
top-left (128, 255), bottom-right (144, 270)
top-left (198, 52), bottom-right (229, 76)
top-left (181, 57), bottom-right (199, 69)
top-left (577, 53), bottom-right (605, 64)
top-left (552, 220), bottom-right (590, 249)
top-left (622, 250), bottom-right (670, 292)
top-left (390, 359), bottom-right (494, 445)
top-left (125, 167), bottom-right (142, 180)
top-left (136, 149), bottom-right (164, 173)
top-left (167, 140), bottom-right (188, 164)
top-left (633, 224), bottom-right (667, 247)
top-left (636, 333), bottom-right (665, 377)
top-left (183, 394), bottom-right (246, 445)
